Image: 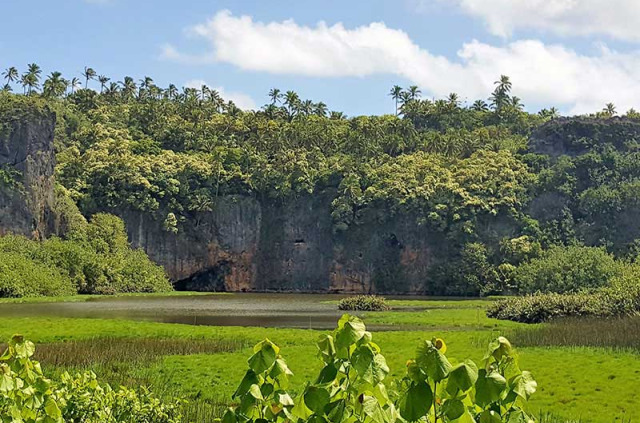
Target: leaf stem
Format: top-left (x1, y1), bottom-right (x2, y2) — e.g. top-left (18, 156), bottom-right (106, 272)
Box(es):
top-left (433, 380), bottom-right (438, 423)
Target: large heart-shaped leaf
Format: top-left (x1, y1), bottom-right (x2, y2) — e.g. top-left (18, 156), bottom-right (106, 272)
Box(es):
top-left (398, 381), bottom-right (433, 422)
top-left (510, 371), bottom-right (537, 400)
top-left (447, 360), bottom-right (478, 395)
top-left (475, 369), bottom-right (507, 407)
top-left (305, 386), bottom-right (331, 415)
top-left (416, 340), bottom-right (452, 382)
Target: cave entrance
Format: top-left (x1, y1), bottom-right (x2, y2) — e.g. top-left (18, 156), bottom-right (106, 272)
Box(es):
top-left (174, 261), bottom-right (230, 292)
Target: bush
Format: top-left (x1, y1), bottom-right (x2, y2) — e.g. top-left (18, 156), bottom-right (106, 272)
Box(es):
top-left (338, 295), bottom-right (390, 311)
top-left (488, 267), bottom-right (640, 323)
top-left (0, 335), bottom-right (182, 422)
top-left (513, 245), bottom-right (620, 294)
top-left (0, 251), bottom-right (75, 297)
top-left (487, 293), bottom-right (603, 323)
top-left (223, 314), bottom-right (537, 423)
top-left (0, 213), bottom-right (172, 298)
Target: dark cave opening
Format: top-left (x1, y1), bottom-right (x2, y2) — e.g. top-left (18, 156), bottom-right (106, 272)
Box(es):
top-left (174, 260), bottom-right (230, 292)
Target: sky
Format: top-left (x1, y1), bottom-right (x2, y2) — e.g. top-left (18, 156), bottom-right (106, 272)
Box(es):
top-left (2, 0), bottom-right (640, 116)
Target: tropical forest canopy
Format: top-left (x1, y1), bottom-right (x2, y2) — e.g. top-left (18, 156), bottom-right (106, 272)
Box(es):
top-left (2, 63), bottom-right (640, 296)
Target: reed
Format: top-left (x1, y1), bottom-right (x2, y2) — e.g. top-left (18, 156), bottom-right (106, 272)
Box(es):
top-left (26, 336), bottom-right (246, 367)
top-left (510, 316), bottom-right (640, 351)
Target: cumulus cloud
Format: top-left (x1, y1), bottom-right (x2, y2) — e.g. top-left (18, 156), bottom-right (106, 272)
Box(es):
top-left (164, 10), bottom-right (640, 114)
top-left (438, 0), bottom-right (640, 41)
top-left (184, 79), bottom-right (257, 110)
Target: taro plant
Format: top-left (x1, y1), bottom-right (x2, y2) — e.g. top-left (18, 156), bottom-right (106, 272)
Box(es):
top-left (0, 335), bottom-right (63, 423)
top-left (293, 314), bottom-right (397, 423)
top-left (0, 334), bottom-right (182, 423)
top-left (221, 314), bottom-right (538, 423)
top-left (221, 339), bottom-right (296, 423)
top-left (398, 335), bottom-right (536, 423)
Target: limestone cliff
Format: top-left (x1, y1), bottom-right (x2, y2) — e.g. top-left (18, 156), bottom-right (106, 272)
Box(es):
top-left (124, 193), bottom-right (436, 294)
top-left (0, 104), bottom-right (57, 239)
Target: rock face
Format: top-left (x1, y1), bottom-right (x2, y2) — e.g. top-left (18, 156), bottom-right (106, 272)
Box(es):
top-left (0, 107), bottom-right (57, 239)
top-left (530, 116), bottom-right (640, 157)
top-left (124, 193), bottom-right (435, 294)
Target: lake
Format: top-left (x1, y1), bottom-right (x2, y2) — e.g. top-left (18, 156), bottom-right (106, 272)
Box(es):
top-left (0, 293), bottom-right (399, 329)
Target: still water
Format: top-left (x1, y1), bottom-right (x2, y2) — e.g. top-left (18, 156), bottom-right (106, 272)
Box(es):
top-left (0, 293), bottom-right (401, 330)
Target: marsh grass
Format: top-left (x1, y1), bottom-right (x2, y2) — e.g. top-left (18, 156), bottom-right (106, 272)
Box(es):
top-left (26, 336), bottom-right (247, 367)
top-left (511, 316), bottom-right (640, 351)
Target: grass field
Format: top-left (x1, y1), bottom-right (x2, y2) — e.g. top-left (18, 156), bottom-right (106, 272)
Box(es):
top-left (1, 294), bottom-right (638, 423)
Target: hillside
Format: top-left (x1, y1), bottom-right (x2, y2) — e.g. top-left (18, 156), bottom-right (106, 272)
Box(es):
top-left (1, 77), bottom-right (639, 295)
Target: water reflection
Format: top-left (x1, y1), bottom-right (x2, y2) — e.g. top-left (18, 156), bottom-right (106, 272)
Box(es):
top-left (0, 293), bottom-right (363, 329)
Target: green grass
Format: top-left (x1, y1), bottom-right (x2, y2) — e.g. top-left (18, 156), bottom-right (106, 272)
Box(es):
top-left (363, 307), bottom-right (524, 330)
top-left (0, 294), bottom-right (637, 423)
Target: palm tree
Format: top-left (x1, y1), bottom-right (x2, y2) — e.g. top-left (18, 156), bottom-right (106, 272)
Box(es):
top-left (166, 84), bottom-right (178, 100)
top-left (314, 102), bottom-right (328, 116)
top-left (2, 67), bottom-right (18, 87)
top-left (603, 103), bottom-right (617, 116)
top-left (538, 107), bottom-right (559, 120)
top-left (407, 85), bottom-right (421, 100)
top-left (447, 93), bottom-right (460, 108)
top-left (1, 84), bottom-right (12, 92)
top-left (21, 72), bottom-right (39, 94)
top-left (20, 73), bottom-right (29, 94)
top-left (119, 76), bottom-right (137, 99)
top-left (105, 82), bottom-right (119, 97)
top-left (82, 67), bottom-right (96, 89)
top-left (139, 76), bottom-right (154, 98)
top-left (472, 100), bottom-right (489, 112)
top-left (268, 88), bottom-right (281, 105)
top-left (510, 96), bottom-right (524, 111)
top-left (200, 84), bottom-right (210, 101)
top-left (69, 77), bottom-right (81, 94)
top-left (300, 99), bottom-right (314, 115)
top-left (27, 63), bottom-right (42, 79)
top-left (490, 75), bottom-right (512, 112)
top-left (43, 71), bottom-right (66, 98)
top-left (98, 75), bottom-right (110, 93)
top-left (22, 64), bottom-right (42, 94)
top-left (283, 90), bottom-right (300, 117)
top-left (389, 85), bottom-right (403, 115)
top-left (330, 111), bottom-right (346, 120)
top-left (399, 91), bottom-right (411, 105)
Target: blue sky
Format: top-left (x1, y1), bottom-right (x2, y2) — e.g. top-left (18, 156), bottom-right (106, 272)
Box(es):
top-left (2, 0), bottom-right (640, 115)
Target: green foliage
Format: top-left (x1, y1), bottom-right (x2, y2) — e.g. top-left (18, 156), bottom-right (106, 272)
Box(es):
top-left (0, 251), bottom-right (74, 297)
top-left (0, 334), bottom-right (182, 422)
top-left (0, 166), bottom-right (22, 192)
top-left (6, 75), bottom-right (640, 296)
top-left (487, 267), bottom-right (640, 323)
top-left (513, 245), bottom-right (620, 294)
top-left (338, 296), bottom-right (390, 311)
top-left (0, 213), bottom-right (171, 298)
top-left (223, 315), bottom-right (536, 423)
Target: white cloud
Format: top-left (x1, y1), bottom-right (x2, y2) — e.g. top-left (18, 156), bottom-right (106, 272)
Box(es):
top-left (184, 79), bottom-right (257, 110)
top-left (164, 10), bottom-right (640, 114)
top-left (437, 0), bottom-right (640, 41)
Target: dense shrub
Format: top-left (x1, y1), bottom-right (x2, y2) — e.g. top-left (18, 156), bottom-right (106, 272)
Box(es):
top-left (488, 267), bottom-right (640, 323)
top-left (513, 245), bottom-right (620, 294)
top-left (0, 251), bottom-right (75, 297)
top-left (0, 213), bottom-right (172, 298)
top-left (0, 334), bottom-right (182, 422)
top-left (223, 314), bottom-right (537, 423)
top-left (487, 293), bottom-right (602, 323)
top-left (338, 295), bottom-right (390, 311)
